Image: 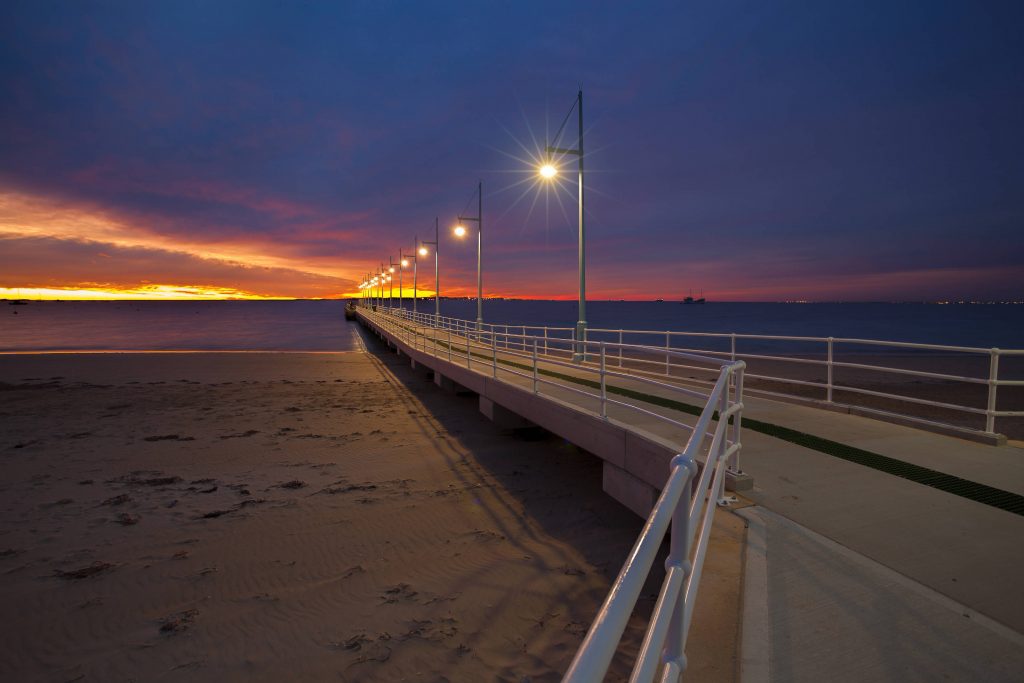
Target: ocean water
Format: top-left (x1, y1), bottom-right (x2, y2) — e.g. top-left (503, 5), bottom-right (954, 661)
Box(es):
top-left (2, 299), bottom-right (1023, 352)
top-left (1, 300), bottom-right (358, 352)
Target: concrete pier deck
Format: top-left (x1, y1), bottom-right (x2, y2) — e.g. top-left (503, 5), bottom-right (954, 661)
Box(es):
top-left (357, 309), bottom-right (1024, 680)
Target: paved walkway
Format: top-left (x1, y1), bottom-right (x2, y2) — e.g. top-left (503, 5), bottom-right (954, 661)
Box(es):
top-left (362, 311), bottom-right (1024, 677)
top-left (738, 506), bottom-right (1024, 683)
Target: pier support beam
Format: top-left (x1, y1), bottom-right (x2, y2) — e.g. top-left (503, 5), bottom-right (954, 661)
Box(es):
top-left (434, 372), bottom-right (457, 392)
top-left (479, 397), bottom-right (534, 430)
top-left (603, 461), bottom-right (658, 518)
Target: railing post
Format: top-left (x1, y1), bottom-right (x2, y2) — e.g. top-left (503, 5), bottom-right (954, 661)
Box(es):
top-left (467, 336), bottom-right (471, 370)
top-left (521, 325), bottom-right (526, 351)
top-left (827, 337), bottom-right (834, 403)
top-left (663, 457), bottom-right (697, 676)
top-left (986, 349), bottom-right (999, 434)
top-left (730, 366), bottom-right (744, 474)
top-left (666, 331), bottom-right (671, 376)
top-left (730, 333), bottom-right (736, 362)
top-left (600, 342), bottom-right (607, 418)
top-left (533, 339), bottom-right (539, 394)
top-left (448, 328), bottom-right (452, 362)
top-left (619, 329), bottom-right (624, 367)
top-left (492, 332), bottom-right (498, 378)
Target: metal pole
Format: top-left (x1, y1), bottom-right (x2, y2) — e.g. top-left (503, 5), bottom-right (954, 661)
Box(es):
top-left (477, 181), bottom-right (483, 330)
top-left (987, 349), bottom-right (999, 434)
top-left (827, 337), bottom-right (834, 403)
top-left (398, 249), bottom-right (404, 314)
top-left (666, 331), bottom-right (671, 375)
top-left (574, 88), bottom-right (587, 363)
top-left (435, 217), bottom-right (440, 318)
top-left (663, 457), bottom-right (696, 673)
top-left (533, 339), bottom-right (539, 394)
top-left (388, 258), bottom-right (394, 308)
top-left (600, 342), bottom-right (607, 418)
top-left (730, 367), bottom-right (744, 473)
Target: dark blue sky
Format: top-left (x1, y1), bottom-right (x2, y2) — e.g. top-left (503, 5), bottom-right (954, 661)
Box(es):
top-left (1, 1), bottom-right (1022, 300)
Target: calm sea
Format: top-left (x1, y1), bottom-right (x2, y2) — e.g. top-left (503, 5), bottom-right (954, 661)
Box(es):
top-left (2, 300), bottom-right (1022, 352)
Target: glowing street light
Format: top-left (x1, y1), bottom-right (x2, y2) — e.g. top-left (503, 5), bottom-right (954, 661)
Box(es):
top-left (454, 180), bottom-right (483, 329)
top-left (540, 88), bottom-right (587, 361)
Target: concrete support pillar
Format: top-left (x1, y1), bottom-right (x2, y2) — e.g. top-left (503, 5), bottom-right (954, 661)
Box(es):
top-left (434, 372), bottom-right (457, 392)
top-left (479, 396), bottom-right (534, 429)
top-left (603, 461), bottom-right (658, 518)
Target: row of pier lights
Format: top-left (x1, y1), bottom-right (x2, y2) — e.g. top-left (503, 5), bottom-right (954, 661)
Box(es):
top-left (358, 89), bottom-right (587, 361)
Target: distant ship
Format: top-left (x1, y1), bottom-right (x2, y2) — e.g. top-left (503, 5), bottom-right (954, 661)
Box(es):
top-left (682, 289), bottom-right (706, 305)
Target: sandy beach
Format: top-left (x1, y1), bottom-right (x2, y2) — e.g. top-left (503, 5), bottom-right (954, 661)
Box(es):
top-left (0, 341), bottom-right (744, 682)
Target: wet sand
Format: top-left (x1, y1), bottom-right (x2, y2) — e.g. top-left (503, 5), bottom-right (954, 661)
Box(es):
top-left (0, 344), bottom-right (744, 682)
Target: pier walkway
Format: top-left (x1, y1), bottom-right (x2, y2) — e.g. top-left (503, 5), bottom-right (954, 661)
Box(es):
top-left (356, 306), bottom-right (1024, 681)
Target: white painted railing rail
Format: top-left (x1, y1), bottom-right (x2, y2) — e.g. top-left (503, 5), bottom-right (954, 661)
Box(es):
top-left (358, 305), bottom-right (746, 680)
top-left (375, 305), bottom-right (1021, 439)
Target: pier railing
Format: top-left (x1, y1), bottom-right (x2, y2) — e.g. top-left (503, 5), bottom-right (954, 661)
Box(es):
top-left (376, 306), bottom-right (1021, 439)
top-left (358, 305), bottom-right (745, 681)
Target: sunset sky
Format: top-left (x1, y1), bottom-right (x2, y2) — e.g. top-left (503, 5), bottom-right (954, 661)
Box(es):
top-left (1, 1), bottom-right (1022, 301)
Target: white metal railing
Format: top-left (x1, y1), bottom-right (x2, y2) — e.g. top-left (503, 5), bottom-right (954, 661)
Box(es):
top-left (357, 305), bottom-right (746, 681)
top-left (583, 327), bottom-right (1022, 437)
top-left (367, 305), bottom-right (1021, 438)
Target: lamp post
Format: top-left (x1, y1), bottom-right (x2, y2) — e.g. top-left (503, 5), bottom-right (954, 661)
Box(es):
top-left (412, 235), bottom-right (419, 315)
top-left (419, 217), bottom-right (440, 319)
top-left (388, 259), bottom-right (396, 309)
top-left (539, 88), bottom-right (586, 362)
top-left (399, 251), bottom-right (409, 314)
top-left (454, 181), bottom-right (483, 329)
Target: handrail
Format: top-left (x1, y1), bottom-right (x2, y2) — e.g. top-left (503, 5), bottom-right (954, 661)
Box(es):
top-left (372, 303), bottom-right (1024, 439)
top-left (357, 305), bottom-right (746, 681)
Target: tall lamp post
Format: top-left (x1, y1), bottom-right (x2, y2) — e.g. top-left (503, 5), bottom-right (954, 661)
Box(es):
top-left (388, 259), bottom-right (396, 309)
top-left (398, 250), bottom-right (407, 313)
top-left (412, 235), bottom-right (419, 315)
top-left (539, 88), bottom-right (586, 362)
top-left (454, 181), bottom-right (483, 329)
top-left (419, 217), bottom-right (440, 319)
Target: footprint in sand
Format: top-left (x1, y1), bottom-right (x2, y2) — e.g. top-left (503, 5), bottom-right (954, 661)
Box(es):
top-left (380, 583), bottom-right (418, 604)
